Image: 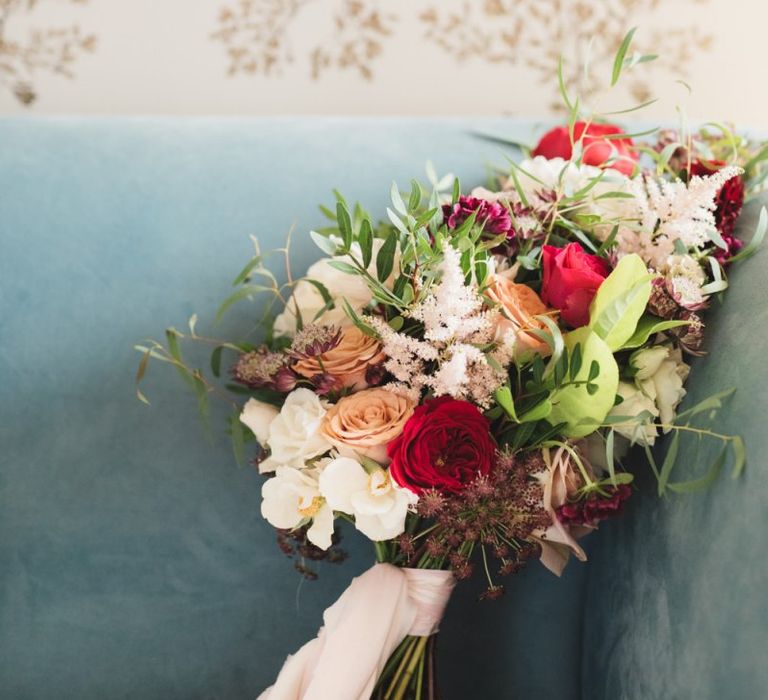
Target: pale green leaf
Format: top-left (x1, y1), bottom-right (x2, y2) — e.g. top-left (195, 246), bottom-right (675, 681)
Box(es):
top-left (588, 254), bottom-right (652, 350)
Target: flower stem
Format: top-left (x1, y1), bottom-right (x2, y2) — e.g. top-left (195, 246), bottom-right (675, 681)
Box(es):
top-left (374, 541), bottom-right (389, 563)
top-left (391, 636), bottom-right (428, 700)
top-left (384, 637), bottom-right (418, 700)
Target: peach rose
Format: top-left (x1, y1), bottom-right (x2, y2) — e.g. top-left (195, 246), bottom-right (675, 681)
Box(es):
top-left (320, 388), bottom-right (415, 464)
top-left (294, 325), bottom-right (385, 390)
top-left (485, 275), bottom-right (552, 355)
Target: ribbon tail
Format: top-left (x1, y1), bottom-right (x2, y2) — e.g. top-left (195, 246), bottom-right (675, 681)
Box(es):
top-left (258, 563), bottom-right (417, 700)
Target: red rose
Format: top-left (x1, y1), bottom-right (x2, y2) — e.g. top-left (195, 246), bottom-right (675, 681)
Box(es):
top-left (541, 243), bottom-right (610, 328)
top-left (387, 396), bottom-right (495, 494)
top-left (532, 121), bottom-right (638, 176)
top-left (688, 160), bottom-right (745, 261)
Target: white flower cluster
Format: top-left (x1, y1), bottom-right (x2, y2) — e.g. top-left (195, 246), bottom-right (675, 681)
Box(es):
top-left (598, 166), bottom-right (743, 308)
top-left (370, 244), bottom-right (505, 407)
top-left (240, 389), bottom-right (414, 549)
top-left (609, 345), bottom-right (690, 446)
top-left (631, 166), bottom-right (742, 250)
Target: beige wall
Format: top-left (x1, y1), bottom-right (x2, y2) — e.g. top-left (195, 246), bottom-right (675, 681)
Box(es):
top-left (0, 0), bottom-right (765, 124)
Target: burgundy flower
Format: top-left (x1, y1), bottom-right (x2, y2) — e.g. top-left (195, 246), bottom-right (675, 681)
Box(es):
top-left (688, 160), bottom-right (745, 261)
top-left (232, 347), bottom-right (297, 392)
top-left (557, 484), bottom-right (632, 527)
top-left (388, 396), bottom-right (496, 494)
top-left (533, 121), bottom-right (639, 176)
top-left (541, 243), bottom-right (611, 327)
top-left (442, 195), bottom-right (514, 239)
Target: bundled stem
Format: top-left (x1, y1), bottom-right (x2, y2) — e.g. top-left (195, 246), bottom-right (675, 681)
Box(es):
top-left (373, 634), bottom-right (438, 700)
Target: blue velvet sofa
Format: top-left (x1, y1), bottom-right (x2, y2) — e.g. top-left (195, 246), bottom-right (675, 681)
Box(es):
top-left (1, 118), bottom-right (766, 699)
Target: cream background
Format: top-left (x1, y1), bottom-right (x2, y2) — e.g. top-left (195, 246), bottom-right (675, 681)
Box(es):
top-left (0, 0), bottom-right (766, 124)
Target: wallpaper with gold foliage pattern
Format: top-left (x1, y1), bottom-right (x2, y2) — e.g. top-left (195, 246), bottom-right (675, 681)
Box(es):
top-left (0, 0), bottom-right (762, 124)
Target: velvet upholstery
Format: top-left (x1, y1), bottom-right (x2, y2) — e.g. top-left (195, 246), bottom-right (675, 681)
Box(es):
top-left (0, 118), bottom-right (764, 699)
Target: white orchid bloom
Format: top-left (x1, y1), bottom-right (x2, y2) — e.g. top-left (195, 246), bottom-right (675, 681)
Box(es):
top-left (260, 466), bottom-right (334, 550)
top-left (318, 457), bottom-right (415, 542)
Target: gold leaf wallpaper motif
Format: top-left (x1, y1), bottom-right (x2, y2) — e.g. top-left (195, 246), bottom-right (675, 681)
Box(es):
top-left (212, 0), bottom-right (395, 80)
top-left (211, 0), bottom-right (311, 76)
top-left (309, 0), bottom-right (396, 81)
top-left (0, 0), bottom-right (96, 106)
top-left (0, 0), bottom-right (760, 121)
top-left (419, 0), bottom-right (713, 112)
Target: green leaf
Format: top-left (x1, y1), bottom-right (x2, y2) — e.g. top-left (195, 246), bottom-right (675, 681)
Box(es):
top-left (588, 254), bottom-right (652, 350)
top-left (359, 455), bottom-right (386, 475)
top-left (731, 436), bottom-right (746, 479)
top-left (376, 230), bottom-right (398, 282)
top-left (336, 202), bottom-right (353, 250)
top-left (358, 218), bottom-right (373, 269)
top-left (494, 385), bottom-right (519, 422)
top-left (310, 230), bottom-right (338, 256)
top-left (611, 28), bottom-right (637, 86)
top-left (231, 256), bottom-right (262, 287)
top-left (569, 342), bottom-right (583, 378)
top-left (210, 346), bottom-right (224, 378)
top-left (230, 410), bottom-right (246, 467)
top-left (547, 327), bottom-right (619, 438)
top-left (341, 298), bottom-right (378, 338)
top-left (451, 177), bottom-right (460, 204)
top-left (657, 431), bottom-right (680, 496)
top-left (519, 399), bottom-right (553, 423)
top-left (728, 206), bottom-right (766, 263)
top-left (390, 181), bottom-right (407, 216)
top-left (605, 429), bottom-right (616, 486)
top-left (327, 260), bottom-right (359, 276)
top-left (621, 315), bottom-right (690, 350)
top-left (408, 179), bottom-right (422, 211)
top-left (675, 387), bottom-right (735, 421)
top-left (304, 278), bottom-right (333, 307)
top-left (557, 55), bottom-right (574, 113)
top-left (667, 446), bottom-right (727, 494)
top-left (135, 349), bottom-right (151, 404)
top-left (216, 284), bottom-right (272, 323)
top-left (535, 315), bottom-right (565, 381)
top-left (318, 203), bottom-right (337, 221)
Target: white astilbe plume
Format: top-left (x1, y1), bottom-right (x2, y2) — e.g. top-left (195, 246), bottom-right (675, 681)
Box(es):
top-left (630, 166), bottom-right (743, 251)
top-left (410, 244), bottom-right (489, 343)
top-left (368, 243), bottom-right (509, 407)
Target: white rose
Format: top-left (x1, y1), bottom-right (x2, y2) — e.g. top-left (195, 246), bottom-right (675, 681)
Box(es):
top-left (609, 381), bottom-right (659, 446)
top-left (239, 398), bottom-right (279, 445)
top-left (273, 240), bottom-right (396, 337)
top-left (261, 466), bottom-right (334, 549)
top-left (318, 456), bottom-right (416, 542)
top-left (632, 345), bottom-right (690, 427)
top-left (258, 388), bottom-right (332, 473)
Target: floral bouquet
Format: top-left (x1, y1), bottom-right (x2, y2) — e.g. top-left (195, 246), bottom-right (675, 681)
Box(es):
top-left (136, 32), bottom-right (765, 700)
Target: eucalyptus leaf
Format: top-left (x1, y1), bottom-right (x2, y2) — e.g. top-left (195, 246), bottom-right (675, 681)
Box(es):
top-left (657, 431), bottom-right (680, 495)
top-left (358, 218), bottom-right (373, 269)
top-left (376, 230), bottom-right (398, 282)
top-left (336, 202), bottom-right (353, 250)
top-left (611, 27), bottom-right (637, 86)
top-left (667, 446), bottom-right (727, 494)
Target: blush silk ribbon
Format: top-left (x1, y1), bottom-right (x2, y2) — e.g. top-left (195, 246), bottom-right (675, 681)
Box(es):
top-left (257, 563), bottom-right (456, 700)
